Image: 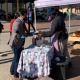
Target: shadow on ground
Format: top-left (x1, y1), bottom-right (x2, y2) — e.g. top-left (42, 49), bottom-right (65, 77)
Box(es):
top-left (71, 49), bottom-right (80, 55)
top-left (66, 49), bottom-right (80, 79)
top-left (0, 50), bottom-right (13, 57)
top-left (0, 58), bottom-right (13, 64)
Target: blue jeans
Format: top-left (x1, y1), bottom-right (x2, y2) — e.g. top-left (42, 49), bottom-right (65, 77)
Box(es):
top-left (10, 46), bottom-right (22, 77)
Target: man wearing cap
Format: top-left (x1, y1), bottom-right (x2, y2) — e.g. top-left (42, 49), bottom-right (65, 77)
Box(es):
top-left (37, 7), bottom-right (72, 66)
top-left (0, 22), bottom-right (4, 33)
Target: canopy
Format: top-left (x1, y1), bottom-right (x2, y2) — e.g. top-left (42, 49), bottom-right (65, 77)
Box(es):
top-left (34, 0), bottom-right (80, 8)
top-left (34, 0), bottom-right (80, 33)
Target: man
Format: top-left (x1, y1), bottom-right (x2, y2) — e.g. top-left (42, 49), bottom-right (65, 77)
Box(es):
top-left (10, 12), bottom-right (29, 36)
top-left (27, 6), bottom-right (35, 33)
top-left (0, 22), bottom-right (4, 33)
top-left (8, 11), bottom-right (27, 79)
top-left (38, 7), bottom-right (72, 66)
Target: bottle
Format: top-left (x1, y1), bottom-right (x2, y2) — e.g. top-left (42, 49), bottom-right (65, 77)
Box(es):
top-left (35, 36), bottom-right (38, 45)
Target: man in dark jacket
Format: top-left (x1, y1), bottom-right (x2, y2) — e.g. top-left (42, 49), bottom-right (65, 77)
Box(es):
top-left (37, 7), bottom-right (72, 66)
top-left (9, 11), bottom-right (27, 79)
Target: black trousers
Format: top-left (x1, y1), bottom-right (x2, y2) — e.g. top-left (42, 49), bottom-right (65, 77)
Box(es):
top-left (28, 21), bottom-right (35, 33)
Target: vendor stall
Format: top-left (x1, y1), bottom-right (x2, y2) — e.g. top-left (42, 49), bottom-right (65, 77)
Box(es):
top-left (17, 0), bottom-right (80, 80)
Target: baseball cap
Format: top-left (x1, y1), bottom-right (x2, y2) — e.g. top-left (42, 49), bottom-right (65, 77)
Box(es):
top-left (48, 7), bottom-right (55, 16)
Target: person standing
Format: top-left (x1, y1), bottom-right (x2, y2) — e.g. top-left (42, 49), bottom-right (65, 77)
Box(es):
top-left (37, 7), bottom-right (72, 66)
top-left (27, 6), bottom-right (35, 33)
top-left (8, 11), bottom-right (27, 79)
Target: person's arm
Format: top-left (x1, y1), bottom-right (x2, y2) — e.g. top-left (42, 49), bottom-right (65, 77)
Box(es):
top-left (18, 22), bottom-right (27, 37)
top-left (10, 20), bottom-right (13, 33)
top-left (23, 22), bottom-right (29, 33)
top-left (10, 19), bottom-right (15, 35)
top-left (41, 17), bottom-right (59, 37)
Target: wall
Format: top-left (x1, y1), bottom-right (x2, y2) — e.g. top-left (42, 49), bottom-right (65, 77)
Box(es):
top-left (0, 3), bottom-right (12, 12)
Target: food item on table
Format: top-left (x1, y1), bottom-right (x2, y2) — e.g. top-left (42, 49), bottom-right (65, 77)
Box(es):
top-left (35, 30), bottom-right (39, 33)
top-left (38, 35), bottom-right (42, 40)
top-left (32, 34), bottom-right (42, 45)
top-left (69, 30), bottom-right (80, 37)
top-left (77, 29), bottom-right (80, 31)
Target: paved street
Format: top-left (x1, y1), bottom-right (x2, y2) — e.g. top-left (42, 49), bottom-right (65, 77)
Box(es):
top-left (0, 20), bottom-right (80, 80)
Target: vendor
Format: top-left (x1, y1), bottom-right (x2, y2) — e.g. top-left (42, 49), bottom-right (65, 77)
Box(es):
top-left (37, 7), bottom-right (72, 66)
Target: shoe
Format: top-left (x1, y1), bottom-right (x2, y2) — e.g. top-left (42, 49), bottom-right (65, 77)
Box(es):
top-left (68, 62), bottom-right (72, 67)
top-left (13, 77), bottom-right (19, 80)
top-left (10, 72), bottom-right (14, 75)
top-left (13, 77), bottom-right (24, 80)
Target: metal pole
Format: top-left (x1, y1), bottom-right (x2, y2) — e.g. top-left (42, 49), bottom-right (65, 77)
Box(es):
top-left (5, 0), bottom-right (8, 19)
top-left (17, 0), bottom-right (19, 12)
top-left (22, 0), bottom-right (24, 10)
top-left (34, 7), bottom-right (36, 30)
top-left (69, 8), bottom-right (71, 33)
top-left (62, 7), bottom-right (63, 13)
top-left (1, 3), bottom-right (2, 10)
top-left (47, 8), bottom-right (48, 18)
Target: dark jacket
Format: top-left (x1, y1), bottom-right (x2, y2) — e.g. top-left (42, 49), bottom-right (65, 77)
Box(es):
top-left (41, 13), bottom-right (68, 40)
top-left (10, 19), bottom-right (28, 35)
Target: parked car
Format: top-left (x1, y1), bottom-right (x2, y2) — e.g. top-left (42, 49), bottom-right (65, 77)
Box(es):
top-left (36, 11), bottom-right (48, 20)
top-left (0, 10), bottom-right (14, 19)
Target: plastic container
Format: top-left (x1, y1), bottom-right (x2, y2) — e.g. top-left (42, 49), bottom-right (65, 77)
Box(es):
top-left (49, 56), bottom-right (69, 80)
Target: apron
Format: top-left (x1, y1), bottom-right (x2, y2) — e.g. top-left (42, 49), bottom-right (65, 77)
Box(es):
top-left (52, 29), bottom-right (68, 52)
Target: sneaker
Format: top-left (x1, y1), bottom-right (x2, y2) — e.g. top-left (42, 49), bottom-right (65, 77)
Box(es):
top-left (13, 77), bottom-right (19, 80)
top-left (10, 72), bottom-right (14, 75)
